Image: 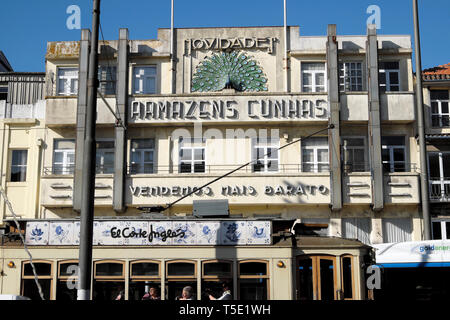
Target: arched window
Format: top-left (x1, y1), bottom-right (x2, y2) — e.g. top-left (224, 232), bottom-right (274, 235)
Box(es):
top-left (166, 260), bottom-right (197, 300)
top-left (129, 260), bottom-right (161, 301)
top-left (93, 260), bottom-right (125, 301)
top-left (238, 260), bottom-right (269, 300)
top-left (56, 260), bottom-right (78, 301)
top-left (21, 261), bottom-right (53, 300)
top-left (201, 260), bottom-right (233, 301)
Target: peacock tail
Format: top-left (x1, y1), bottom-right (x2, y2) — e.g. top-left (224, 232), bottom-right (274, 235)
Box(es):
top-left (191, 51), bottom-right (268, 93)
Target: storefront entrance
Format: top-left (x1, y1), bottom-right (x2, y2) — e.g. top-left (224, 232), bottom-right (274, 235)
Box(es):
top-left (296, 255), bottom-right (337, 300)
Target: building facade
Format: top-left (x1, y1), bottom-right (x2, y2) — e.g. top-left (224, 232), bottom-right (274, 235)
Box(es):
top-left (0, 24), bottom-right (423, 300)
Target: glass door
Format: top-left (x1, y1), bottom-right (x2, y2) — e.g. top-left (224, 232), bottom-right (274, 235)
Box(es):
top-left (296, 255), bottom-right (338, 300)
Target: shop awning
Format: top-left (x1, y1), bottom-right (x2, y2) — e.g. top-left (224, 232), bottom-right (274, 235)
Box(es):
top-left (373, 240), bottom-right (450, 268)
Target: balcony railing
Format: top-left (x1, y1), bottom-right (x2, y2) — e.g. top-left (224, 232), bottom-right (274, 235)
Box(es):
top-left (343, 163), bottom-right (418, 174)
top-left (429, 178), bottom-right (450, 202)
top-left (43, 165), bottom-right (114, 176)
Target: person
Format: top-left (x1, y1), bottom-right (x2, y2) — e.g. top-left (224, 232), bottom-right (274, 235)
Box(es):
top-left (115, 290), bottom-right (124, 300)
top-left (142, 287), bottom-right (161, 300)
top-left (177, 286), bottom-right (195, 300)
top-left (209, 282), bottom-right (232, 300)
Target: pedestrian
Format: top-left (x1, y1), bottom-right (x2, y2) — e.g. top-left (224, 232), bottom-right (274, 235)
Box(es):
top-left (209, 282), bottom-right (232, 300)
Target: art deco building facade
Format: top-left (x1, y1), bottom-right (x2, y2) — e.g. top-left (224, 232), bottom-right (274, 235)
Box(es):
top-left (0, 24), bottom-right (423, 300)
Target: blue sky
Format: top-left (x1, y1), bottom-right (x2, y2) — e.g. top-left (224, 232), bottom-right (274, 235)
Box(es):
top-left (0, 0), bottom-right (448, 72)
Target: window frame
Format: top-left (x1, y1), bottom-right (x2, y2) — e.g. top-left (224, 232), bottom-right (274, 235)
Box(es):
top-left (57, 67), bottom-right (79, 96)
top-left (96, 139), bottom-right (115, 174)
top-left (179, 138), bottom-right (206, 174)
top-left (98, 65), bottom-right (117, 95)
top-left (301, 62), bottom-right (327, 93)
top-left (165, 260), bottom-right (197, 280)
top-left (301, 137), bottom-right (329, 173)
top-left (52, 139), bottom-right (76, 175)
top-left (201, 260), bottom-right (233, 280)
top-left (251, 138), bottom-right (280, 173)
top-left (432, 219), bottom-right (450, 240)
top-left (430, 90), bottom-right (450, 128)
top-left (381, 136), bottom-right (407, 173)
top-left (10, 149), bottom-right (28, 182)
top-left (21, 260), bottom-right (53, 299)
top-left (379, 61), bottom-right (400, 92)
top-left (339, 62), bottom-right (364, 92)
top-left (129, 260), bottom-right (161, 281)
top-left (341, 136), bottom-right (368, 173)
top-left (340, 255), bottom-right (356, 300)
top-left (57, 260), bottom-right (79, 280)
top-left (237, 260), bottom-right (270, 300)
top-left (93, 260), bottom-right (126, 281)
top-left (132, 65), bottom-right (157, 95)
top-left (130, 139), bottom-right (155, 174)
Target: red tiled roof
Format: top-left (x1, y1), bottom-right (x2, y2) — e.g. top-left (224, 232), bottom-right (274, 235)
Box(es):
top-left (423, 63), bottom-right (450, 81)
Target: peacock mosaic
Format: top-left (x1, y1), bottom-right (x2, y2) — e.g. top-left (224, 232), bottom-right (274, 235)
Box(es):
top-left (191, 52), bottom-right (268, 93)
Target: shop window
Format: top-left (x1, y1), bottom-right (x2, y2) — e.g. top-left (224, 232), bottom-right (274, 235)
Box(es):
top-left (98, 66), bottom-right (116, 95)
top-left (56, 260), bottom-right (78, 301)
top-left (179, 137), bottom-right (205, 173)
top-left (382, 218), bottom-right (412, 243)
top-left (53, 139), bottom-right (75, 175)
top-left (379, 61), bottom-right (400, 92)
top-left (130, 139), bottom-right (154, 174)
top-left (342, 218), bottom-right (372, 245)
top-left (252, 138), bottom-right (279, 173)
top-left (238, 261), bottom-right (268, 300)
top-left (93, 261), bottom-right (125, 301)
top-left (342, 137), bottom-right (367, 172)
top-left (339, 62), bottom-right (363, 92)
top-left (341, 255), bottom-right (354, 300)
top-left (432, 220), bottom-right (450, 240)
top-left (431, 90), bottom-right (450, 128)
top-left (166, 260), bottom-right (197, 300)
top-left (21, 261), bottom-right (53, 300)
top-left (10, 150), bottom-right (27, 182)
top-left (133, 66), bottom-right (156, 94)
top-left (202, 260), bottom-right (233, 301)
top-left (129, 260), bottom-right (161, 301)
top-left (96, 140), bottom-right (115, 174)
top-left (301, 137), bottom-right (329, 173)
top-left (381, 136), bottom-right (406, 173)
top-left (301, 62), bottom-right (326, 93)
top-left (57, 67), bottom-right (78, 96)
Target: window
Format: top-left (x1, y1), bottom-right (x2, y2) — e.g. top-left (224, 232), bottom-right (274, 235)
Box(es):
top-left (342, 137), bottom-right (367, 172)
top-left (0, 85), bottom-right (7, 100)
top-left (179, 137), bottom-right (205, 173)
top-left (342, 218), bottom-right (372, 245)
top-left (57, 68), bottom-right (78, 95)
top-left (382, 218), bottom-right (412, 243)
top-left (379, 61), bottom-right (400, 92)
top-left (430, 90), bottom-right (450, 128)
top-left (130, 139), bottom-right (154, 174)
top-left (238, 261), bottom-right (268, 300)
top-left (133, 66), bottom-right (157, 94)
top-left (98, 66), bottom-right (116, 95)
top-left (96, 140), bottom-right (115, 174)
top-left (382, 136), bottom-right (406, 173)
top-left (341, 256), bottom-right (355, 300)
top-left (166, 261), bottom-right (197, 300)
top-left (21, 261), bottom-right (53, 300)
top-left (202, 260), bottom-right (233, 301)
top-left (301, 137), bottom-right (329, 173)
top-left (56, 261), bottom-right (78, 301)
top-left (339, 62), bottom-right (363, 92)
top-left (301, 62), bottom-right (326, 92)
top-left (428, 152), bottom-right (450, 201)
top-left (129, 260), bottom-right (161, 301)
top-left (53, 139), bottom-right (75, 175)
top-left (10, 150), bottom-right (27, 182)
top-left (93, 261), bottom-right (125, 301)
top-left (252, 138), bottom-right (279, 173)
top-left (432, 220), bottom-right (450, 240)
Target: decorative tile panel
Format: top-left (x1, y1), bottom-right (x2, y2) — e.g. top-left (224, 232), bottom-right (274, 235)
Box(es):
top-left (25, 222), bottom-right (49, 245)
top-left (49, 222), bottom-right (75, 245)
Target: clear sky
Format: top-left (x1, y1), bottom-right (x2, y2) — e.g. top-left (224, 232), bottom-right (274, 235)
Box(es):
top-left (0, 0), bottom-right (448, 72)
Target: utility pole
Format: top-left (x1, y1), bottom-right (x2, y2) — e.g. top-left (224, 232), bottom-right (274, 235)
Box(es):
top-left (413, 0), bottom-right (431, 240)
top-left (77, 0), bottom-right (101, 300)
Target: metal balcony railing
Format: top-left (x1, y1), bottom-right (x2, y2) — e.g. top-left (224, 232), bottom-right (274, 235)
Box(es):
top-left (343, 162), bottom-right (418, 174)
top-left (43, 165), bottom-right (115, 176)
top-left (429, 178), bottom-right (450, 202)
